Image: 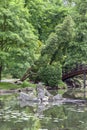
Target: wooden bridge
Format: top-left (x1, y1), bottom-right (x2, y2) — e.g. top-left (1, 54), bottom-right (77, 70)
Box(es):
top-left (62, 64), bottom-right (87, 81)
top-left (62, 64), bottom-right (87, 88)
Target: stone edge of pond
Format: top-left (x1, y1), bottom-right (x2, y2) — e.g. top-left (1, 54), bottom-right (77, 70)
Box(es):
top-left (0, 87), bottom-right (34, 94)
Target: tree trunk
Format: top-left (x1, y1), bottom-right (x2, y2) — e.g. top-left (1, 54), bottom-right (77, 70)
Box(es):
top-left (0, 65), bottom-right (2, 82)
top-left (20, 68), bottom-right (31, 81)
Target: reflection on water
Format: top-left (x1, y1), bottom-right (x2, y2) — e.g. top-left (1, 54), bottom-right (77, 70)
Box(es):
top-left (0, 94), bottom-right (87, 130)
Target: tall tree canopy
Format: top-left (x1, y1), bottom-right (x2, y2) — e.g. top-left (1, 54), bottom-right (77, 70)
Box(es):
top-left (26, 0), bottom-right (67, 41)
top-left (0, 0), bottom-right (38, 80)
top-left (41, 15), bottom-right (75, 65)
top-left (63, 0), bottom-right (87, 69)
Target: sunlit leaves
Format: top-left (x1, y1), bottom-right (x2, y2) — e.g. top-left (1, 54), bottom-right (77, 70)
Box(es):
top-left (0, 0), bottom-right (38, 79)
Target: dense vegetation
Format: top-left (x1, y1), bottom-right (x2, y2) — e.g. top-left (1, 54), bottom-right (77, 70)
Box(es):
top-left (0, 0), bottom-right (87, 87)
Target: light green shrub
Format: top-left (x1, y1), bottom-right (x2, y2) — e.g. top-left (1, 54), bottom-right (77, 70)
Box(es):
top-left (21, 81), bottom-right (36, 88)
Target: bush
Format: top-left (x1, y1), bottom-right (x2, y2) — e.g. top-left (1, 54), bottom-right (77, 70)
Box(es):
top-left (38, 64), bottom-right (62, 87)
top-left (21, 81), bottom-right (36, 88)
top-left (21, 81), bottom-right (30, 88)
top-left (58, 80), bottom-right (67, 89)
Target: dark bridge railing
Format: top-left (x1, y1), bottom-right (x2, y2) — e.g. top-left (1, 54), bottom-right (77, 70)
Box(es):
top-left (62, 64), bottom-right (87, 81)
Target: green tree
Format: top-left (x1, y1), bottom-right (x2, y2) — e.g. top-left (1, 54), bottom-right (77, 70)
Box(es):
top-left (0, 0), bottom-right (38, 80)
top-left (21, 15), bottom-right (75, 87)
top-left (41, 15), bottom-right (75, 65)
top-left (63, 0), bottom-right (87, 69)
top-left (27, 0), bottom-right (67, 41)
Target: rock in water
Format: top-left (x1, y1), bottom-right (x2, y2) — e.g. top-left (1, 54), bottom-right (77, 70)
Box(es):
top-left (19, 92), bottom-right (31, 100)
top-left (36, 82), bottom-right (45, 101)
top-left (53, 94), bottom-right (62, 100)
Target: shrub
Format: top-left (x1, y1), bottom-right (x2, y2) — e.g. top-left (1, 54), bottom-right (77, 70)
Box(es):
top-left (38, 64), bottom-right (62, 87)
top-left (21, 81), bottom-right (36, 88)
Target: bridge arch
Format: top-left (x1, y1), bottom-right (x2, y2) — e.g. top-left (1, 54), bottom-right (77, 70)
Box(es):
top-left (62, 64), bottom-right (87, 81)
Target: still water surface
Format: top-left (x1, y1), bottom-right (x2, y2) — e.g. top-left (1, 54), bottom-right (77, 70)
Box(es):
top-left (0, 93), bottom-right (87, 130)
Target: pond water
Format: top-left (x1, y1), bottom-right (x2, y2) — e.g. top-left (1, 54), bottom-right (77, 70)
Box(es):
top-left (0, 93), bottom-right (87, 130)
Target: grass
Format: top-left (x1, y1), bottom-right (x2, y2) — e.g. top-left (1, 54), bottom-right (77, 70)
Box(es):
top-left (0, 80), bottom-right (36, 90)
top-left (0, 82), bottom-right (20, 90)
top-left (21, 81), bottom-right (36, 88)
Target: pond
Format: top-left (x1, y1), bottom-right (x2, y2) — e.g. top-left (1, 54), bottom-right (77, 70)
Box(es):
top-left (0, 92), bottom-right (87, 130)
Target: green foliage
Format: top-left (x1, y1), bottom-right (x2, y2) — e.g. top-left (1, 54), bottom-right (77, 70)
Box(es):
top-left (58, 80), bottom-right (67, 88)
top-left (38, 64), bottom-right (62, 87)
top-left (28, 15), bottom-right (75, 86)
top-left (21, 81), bottom-right (36, 88)
top-left (21, 81), bottom-right (30, 88)
top-left (41, 15), bottom-right (75, 65)
top-left (0, 0), bottom-right (38, 79)
top-left (1, 0), bottom-right (87, 88)
top-left (27, 0), bottom-right (68, 41)
top-left (0, 82), bottom-right (19, 89)
top-left (63, 0), bottom-right (87, 69)
top-left (5, 48), bottom-right (33, 78)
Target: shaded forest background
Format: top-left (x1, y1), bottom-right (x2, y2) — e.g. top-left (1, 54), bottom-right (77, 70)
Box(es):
top-left (0, 0), bottom-right (87, 87)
